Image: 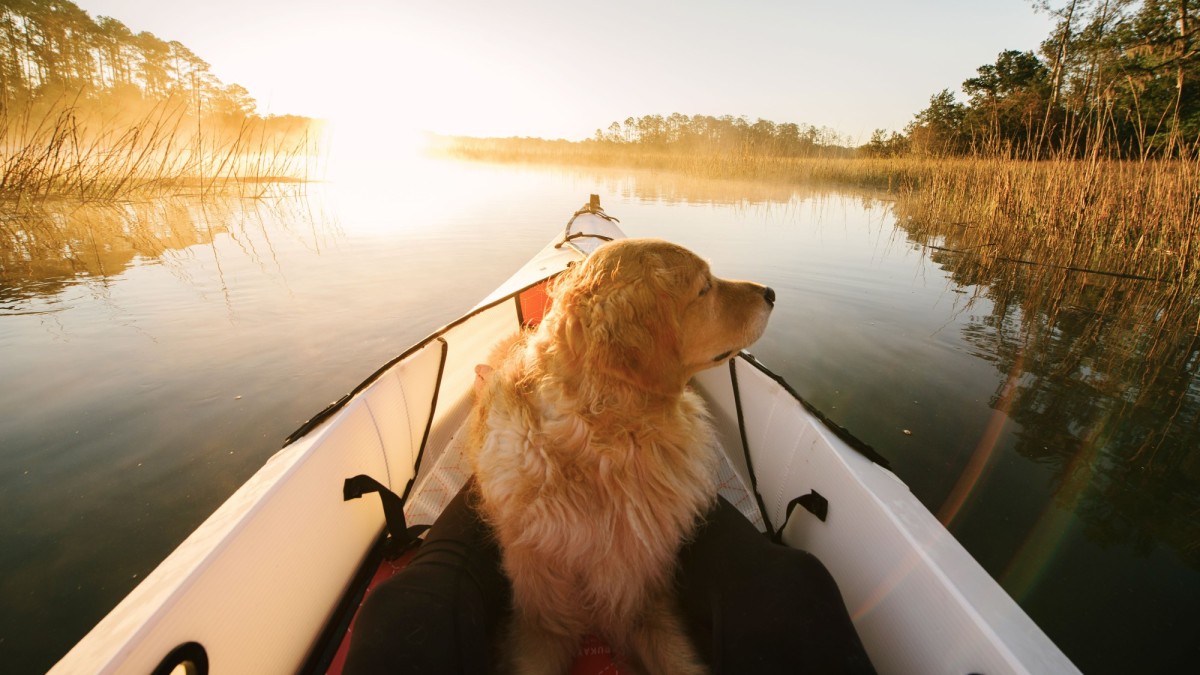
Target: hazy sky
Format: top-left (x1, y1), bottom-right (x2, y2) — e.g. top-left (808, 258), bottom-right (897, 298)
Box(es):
top-left (75, 0), bottom-right (1055, 143)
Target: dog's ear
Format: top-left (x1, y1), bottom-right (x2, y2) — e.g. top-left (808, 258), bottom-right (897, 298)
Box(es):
top-left (544, 243), bottom-right (688, 395)
top-left (544, 263), bottom-right (591, 361)
top-left (586, 281), bottom-right (685, 394)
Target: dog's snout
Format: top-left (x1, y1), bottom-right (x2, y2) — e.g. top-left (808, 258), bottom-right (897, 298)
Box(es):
top-left (763, 286), bottom-right (776, 306)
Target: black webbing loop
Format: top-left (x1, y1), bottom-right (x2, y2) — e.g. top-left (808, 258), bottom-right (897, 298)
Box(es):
top-left (773, 490), bottom-right (829, 543)
top-left (344, 475), bottom-right (429, 555)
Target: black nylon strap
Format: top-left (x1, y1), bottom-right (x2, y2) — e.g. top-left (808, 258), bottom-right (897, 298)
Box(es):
top-left (344, 474), bottom-right (429, 554)
top-left (729, 358), bottom-right (775, 535)
top-left (773, 490), bottom-right (829, 543)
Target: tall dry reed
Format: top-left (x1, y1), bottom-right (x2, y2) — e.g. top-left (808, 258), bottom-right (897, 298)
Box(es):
top-left (440, 136), bottom-right (1200, 292)
top-left (894, 157), bottom-right (1200, 288)
top-left (1, 96), bottom-right (323, 206)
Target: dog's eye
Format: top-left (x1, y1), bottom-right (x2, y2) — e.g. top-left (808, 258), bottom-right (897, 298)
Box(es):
top-left (698, 279), bottom-right (712, 297)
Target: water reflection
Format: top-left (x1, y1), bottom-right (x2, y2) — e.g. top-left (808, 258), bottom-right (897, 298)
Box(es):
top-left (0, 186), bottom-right (338, 312)
top-left (2, 201), bottom-right (212, 306)
top-left (454, 157), bottom-right (892, 212)
top-left (3, 158), bottom-right (1197, 674)
top-left (896, 204), bottom-right (1200, 618)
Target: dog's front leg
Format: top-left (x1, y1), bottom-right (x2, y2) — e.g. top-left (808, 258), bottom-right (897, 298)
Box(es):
top-left (504, 550), bottom-right (585, 675)
top-left (507, 610), bottom-right (582, 675)
top-left (625, 591), bottom-right (708, 675)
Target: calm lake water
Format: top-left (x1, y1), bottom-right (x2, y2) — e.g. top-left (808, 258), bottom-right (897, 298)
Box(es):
top-left (2, 157), bottom-right (1197, 673)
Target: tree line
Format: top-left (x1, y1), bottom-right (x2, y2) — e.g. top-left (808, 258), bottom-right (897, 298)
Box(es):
top-left (869, 0), bottom-right (1200, 159)
top-left (589, 113), bottom-right (855, 158)
top-left (1, 0), bottom-right (322, 202)
top-left (1, 0), bottom-right (280, 124)
top-left (587, 3), bottom-right (1198, 161)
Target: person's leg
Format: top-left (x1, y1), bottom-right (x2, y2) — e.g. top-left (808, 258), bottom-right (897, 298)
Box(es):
top-left (677, 497), bottom-right (876, 675)
top-left (343, 483), bottom-right (510, 674)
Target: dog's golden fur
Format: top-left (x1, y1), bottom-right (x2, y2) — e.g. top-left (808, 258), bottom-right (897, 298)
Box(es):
top-left (468, 238), bottom-right (774, 674)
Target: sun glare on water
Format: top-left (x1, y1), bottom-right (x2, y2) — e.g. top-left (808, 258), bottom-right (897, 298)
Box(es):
top-left (314, 103), bottom-right (507, 232)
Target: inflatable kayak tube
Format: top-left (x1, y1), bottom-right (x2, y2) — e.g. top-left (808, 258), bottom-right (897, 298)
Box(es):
top-left (51, 196), bottom-right (1079, 675)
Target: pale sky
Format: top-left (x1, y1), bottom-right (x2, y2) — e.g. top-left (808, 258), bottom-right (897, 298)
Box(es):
top-left (75, 0), bottom-right (1055, 143)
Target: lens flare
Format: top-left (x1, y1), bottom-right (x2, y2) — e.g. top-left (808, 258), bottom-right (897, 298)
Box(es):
top-left (1000, 410), bottom-right (1111, 601)
top-left (937, 349), bottom-right (1025, 528)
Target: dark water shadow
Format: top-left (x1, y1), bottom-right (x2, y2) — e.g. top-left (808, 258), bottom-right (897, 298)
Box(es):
top-left (893, 197), bottom-right (1200, 673)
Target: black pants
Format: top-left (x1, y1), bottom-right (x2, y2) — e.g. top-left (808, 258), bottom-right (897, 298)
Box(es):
top-left (344, 486), bottom-right (875, 674)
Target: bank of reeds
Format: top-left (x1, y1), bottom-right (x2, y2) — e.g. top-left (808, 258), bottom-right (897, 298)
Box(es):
top-left (1, 96), bottom-right (324, 207)
top-left (440, 136), bottom-right (1200, 292)
top-left (894, 157), bottom-right (1200, 290)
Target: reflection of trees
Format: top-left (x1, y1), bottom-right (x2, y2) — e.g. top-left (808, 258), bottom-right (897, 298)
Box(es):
top-left (0, 201), bottom-right (219, 304)
top-left (0, 186), bottom-right (336, 306)
top-left (914, 213), bottom-right (1200, 569)
top-left (588, 166), bottom-right (891, 209)
top-left (461, 159), bottom-right (891, 211)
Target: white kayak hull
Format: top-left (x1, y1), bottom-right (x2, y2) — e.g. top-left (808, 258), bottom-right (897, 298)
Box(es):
top-left (52, 199), bottom-right (1079, 675)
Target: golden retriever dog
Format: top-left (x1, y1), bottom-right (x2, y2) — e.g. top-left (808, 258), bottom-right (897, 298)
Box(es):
top-left (468, 238), bottom-right (775, 674)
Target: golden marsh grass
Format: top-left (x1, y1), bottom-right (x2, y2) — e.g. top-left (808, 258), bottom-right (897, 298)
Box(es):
top-left (1, 97), bottom-right (324, 207)
top-left (439, 136), bottom-right (1200, 291)
top-left (895, 157), bottom-right (1200, 288)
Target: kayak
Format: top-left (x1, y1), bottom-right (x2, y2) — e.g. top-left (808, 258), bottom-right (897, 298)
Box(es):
top-left (51, 196), bottom-right (1080, 675)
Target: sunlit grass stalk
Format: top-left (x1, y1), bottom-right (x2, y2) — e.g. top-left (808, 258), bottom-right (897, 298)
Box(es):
top-left (1, 97), bottom-right (320, 206)
top-left (896, 155), bottom-right (1200, 288)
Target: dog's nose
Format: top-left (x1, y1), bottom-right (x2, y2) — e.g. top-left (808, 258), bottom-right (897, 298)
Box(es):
top-left (763, 286), bottom-right (776, 306)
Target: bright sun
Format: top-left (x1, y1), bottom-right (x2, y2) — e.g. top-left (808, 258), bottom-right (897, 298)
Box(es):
top-left (323, 112), bottom-right (430, 184)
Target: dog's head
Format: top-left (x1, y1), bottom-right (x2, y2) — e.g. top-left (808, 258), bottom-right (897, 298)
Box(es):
top-left (543, 238), bottom-right (774, 396)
